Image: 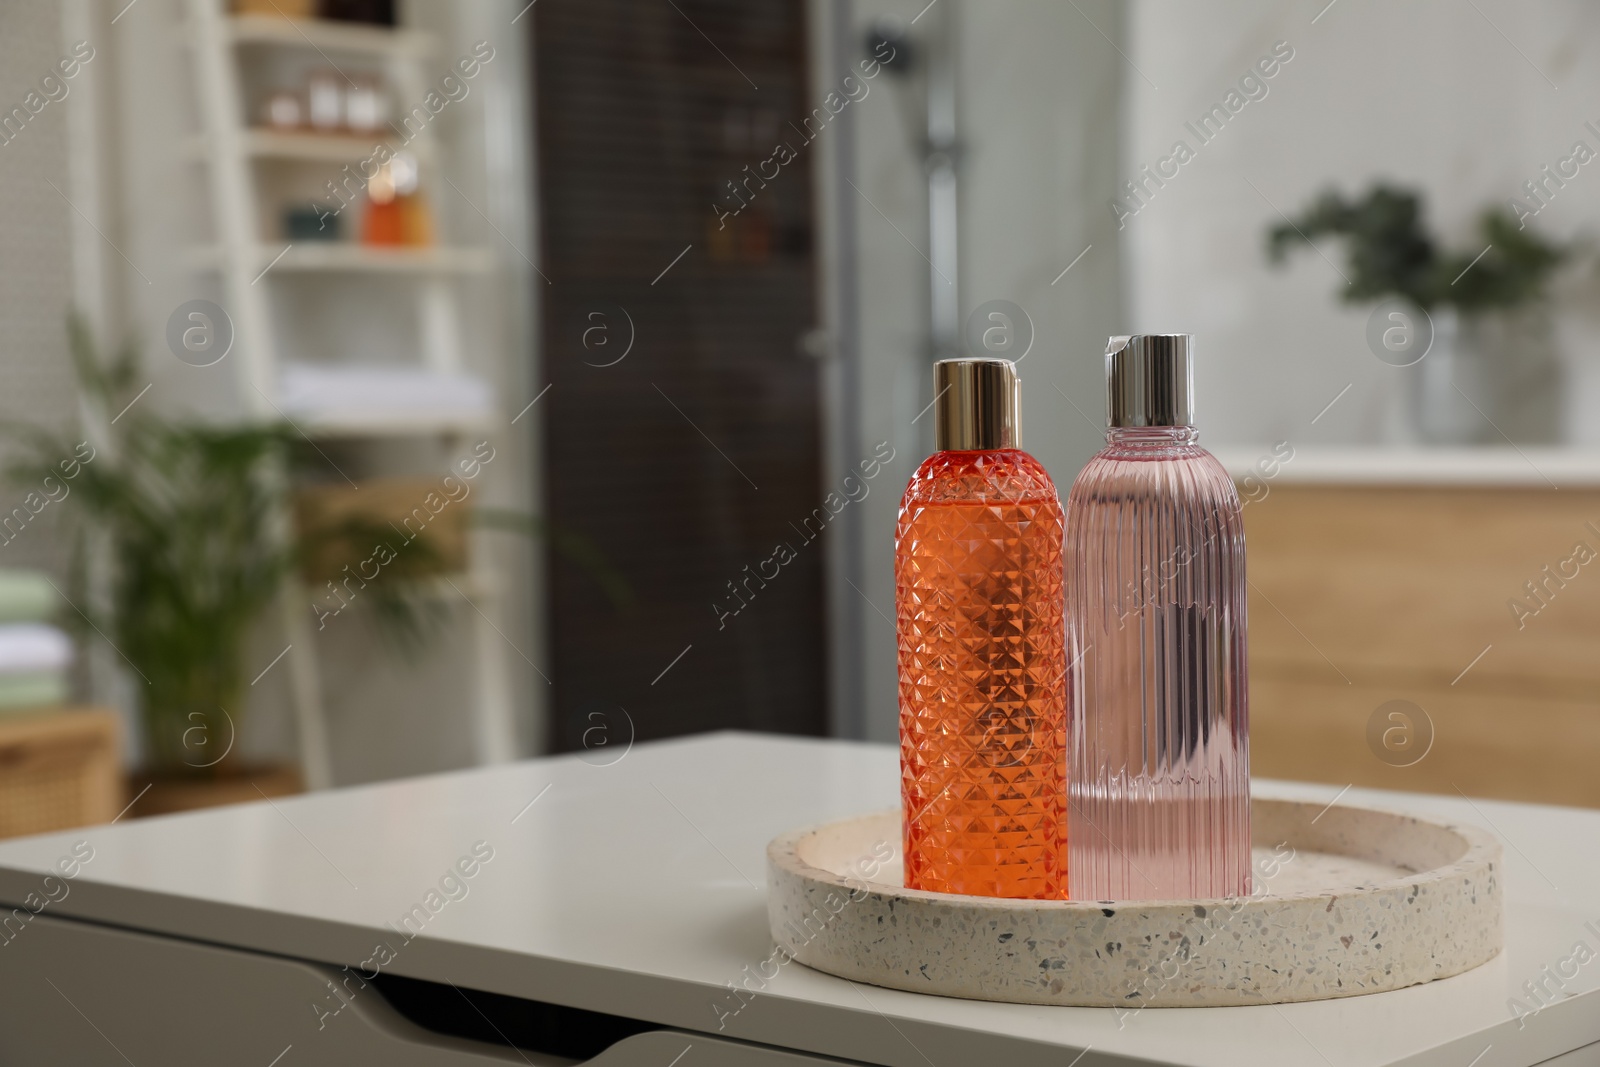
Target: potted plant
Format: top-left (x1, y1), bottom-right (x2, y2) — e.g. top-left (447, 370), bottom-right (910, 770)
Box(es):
top-left (10, 319), bottom-right (625, 814)
top-left (1, 319), bottom-right (315, 809)
top-left (1266, 183), bottom-right (1571, 443)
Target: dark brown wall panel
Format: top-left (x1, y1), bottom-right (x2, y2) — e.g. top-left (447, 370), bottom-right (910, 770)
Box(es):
top-left (533, 0), bottom-right (826, 749)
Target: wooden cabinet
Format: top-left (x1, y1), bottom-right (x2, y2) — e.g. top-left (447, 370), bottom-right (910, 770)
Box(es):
top-left (1243, 484), bottom-right (1600, 807)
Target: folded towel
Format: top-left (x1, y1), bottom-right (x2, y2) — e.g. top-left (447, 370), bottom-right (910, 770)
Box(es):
top-left (279, 364), bottom-right (493, 420)
top-left (0, 570), bottom-right (58, 624)
top-left (0, 623), bottom-right (73, 674)
top-left (0, 670), bottom-right (68, 713)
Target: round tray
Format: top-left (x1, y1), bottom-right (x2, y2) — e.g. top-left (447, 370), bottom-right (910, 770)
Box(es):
top-left (766, 797), bottom-right (1501, 1007)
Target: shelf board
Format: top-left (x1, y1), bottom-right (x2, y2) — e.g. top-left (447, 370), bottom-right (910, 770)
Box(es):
top-left (285, 409), bottom-right (497, 438)
top-left (226, 15), bottom-right (434, 58)
top-left (302, 570), bottom-right (497, 604)
top-left (273, 244), bottom-right (493, 274)
top-left (186, 244), bottom-right (493, 276)
top-left (185, 129), bottom-right (429, 164)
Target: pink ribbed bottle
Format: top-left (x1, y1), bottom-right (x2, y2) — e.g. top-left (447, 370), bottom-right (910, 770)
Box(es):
top-left (1066, 334), bottom-right (1250, 901)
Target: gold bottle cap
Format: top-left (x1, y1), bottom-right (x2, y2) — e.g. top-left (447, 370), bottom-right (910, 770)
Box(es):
top-left (934, 358), bottom-right (1021, 450)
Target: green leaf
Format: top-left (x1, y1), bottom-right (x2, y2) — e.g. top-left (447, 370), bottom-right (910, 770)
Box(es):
top-left (1263, 183), bottom-right (1571, 312)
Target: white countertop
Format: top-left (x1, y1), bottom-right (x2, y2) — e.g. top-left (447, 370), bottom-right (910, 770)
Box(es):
top-left (0, 733), bottom-right (1595, 1067)
top-left (1211, 445), bottom-right (1600, 487)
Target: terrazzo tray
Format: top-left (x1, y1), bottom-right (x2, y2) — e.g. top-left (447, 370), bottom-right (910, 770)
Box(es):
top-left (766, 797), bottom-right (1502, 1007)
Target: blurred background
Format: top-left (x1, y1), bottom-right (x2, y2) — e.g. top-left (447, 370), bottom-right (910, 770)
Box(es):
top-left (1, 0), bottom-right (1596, 838)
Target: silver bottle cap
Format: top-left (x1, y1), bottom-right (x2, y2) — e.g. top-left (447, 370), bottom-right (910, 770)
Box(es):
top-left (934, 358), bottom-right (1021, 450)
top-left (1106, 334), bottom-right (1194, 427)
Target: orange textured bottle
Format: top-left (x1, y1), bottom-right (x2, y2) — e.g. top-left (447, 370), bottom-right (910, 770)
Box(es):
top-left (897, 358), bottom-right (1067, 899)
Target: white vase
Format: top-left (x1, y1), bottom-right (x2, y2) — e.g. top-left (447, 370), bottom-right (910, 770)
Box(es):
top-left (1406, 305), bottom-right (1561, 446)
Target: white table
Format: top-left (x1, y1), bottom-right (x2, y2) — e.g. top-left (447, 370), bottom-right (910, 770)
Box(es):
top-left (0, 733), bottom-right (1596, 1066)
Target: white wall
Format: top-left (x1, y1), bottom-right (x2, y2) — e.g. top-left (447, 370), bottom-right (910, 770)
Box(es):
top-left (0, 5), bottom-right (84, 575)
top-left (1123, 0), bottom-right (1600, 447)
top-left (0, 2), bottom-right (119, 723)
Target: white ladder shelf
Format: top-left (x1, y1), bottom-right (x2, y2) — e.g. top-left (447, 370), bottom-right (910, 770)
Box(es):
top-left (182, 0), bottom-right (518, 787)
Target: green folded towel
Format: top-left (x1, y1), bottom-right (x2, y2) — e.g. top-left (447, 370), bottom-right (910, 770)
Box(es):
top-left (0, 670), bottom-right (67, 713)
top-left (0, 570), bottom-right (58, 624)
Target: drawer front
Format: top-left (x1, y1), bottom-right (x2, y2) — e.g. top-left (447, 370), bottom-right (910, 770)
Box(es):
top-left (0, 913), bottom-right (855, 1065)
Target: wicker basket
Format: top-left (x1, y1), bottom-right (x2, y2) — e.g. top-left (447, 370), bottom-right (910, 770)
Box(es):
top-left (294, 478), bottom-right (470, 585)
top-left (0, 709), bottom-right (121, 840)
